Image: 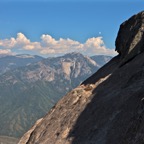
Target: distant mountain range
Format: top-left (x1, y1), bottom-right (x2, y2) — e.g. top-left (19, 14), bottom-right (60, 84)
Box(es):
top-left (0, 54), bottom-right (44, 75)
top-left (0, 52), bottom-right (112, 138)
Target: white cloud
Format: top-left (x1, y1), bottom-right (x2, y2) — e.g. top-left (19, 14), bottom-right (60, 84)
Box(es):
top-left (0, 38), bottom-right (16, 48)
top-left (0, 33), bottom-right (117, 56)
top-left (83, 37), bottom-right (116, 56)
top-left (0, 33), bottom-right (29, 49)
top-left (0, 49), bottom-right (12, 55)
top-left (41, 34), bottom-right (57, 47)
top-left (16, 33), bottom-right (30, 44)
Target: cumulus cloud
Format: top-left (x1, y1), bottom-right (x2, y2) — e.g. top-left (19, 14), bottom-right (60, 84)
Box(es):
top-left (83, 37), bottom-right (116, 56)
top-left (0, 49), bottom-right (12, 55)
top-left (0, 33), bottom-right (117, 56)
top-left (40, 35), bottom-right (83, 55)
top-left (0, 38), bottom-right (16, 48)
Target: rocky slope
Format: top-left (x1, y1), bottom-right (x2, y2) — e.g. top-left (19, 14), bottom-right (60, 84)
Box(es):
top-left (0, 53), bottom-right (111, 138)
top-left (19, 11), bottom-right (144, 144)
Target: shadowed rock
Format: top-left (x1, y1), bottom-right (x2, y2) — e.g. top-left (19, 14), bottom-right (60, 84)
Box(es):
top-left (116, 11), bottom-right (144, 65)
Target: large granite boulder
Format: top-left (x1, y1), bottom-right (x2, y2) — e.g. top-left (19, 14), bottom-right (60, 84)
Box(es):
top-left (116, 11), bottom-right (144, 65)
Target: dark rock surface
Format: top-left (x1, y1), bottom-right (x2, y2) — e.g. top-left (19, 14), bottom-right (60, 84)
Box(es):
top-left (19, 11), bottom-right (144, 144)
top-left (116, 11), bottom-right (144, 65)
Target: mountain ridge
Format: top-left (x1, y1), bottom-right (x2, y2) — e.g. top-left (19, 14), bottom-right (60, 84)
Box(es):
top-left (0, 54), bottom-right (44, 75)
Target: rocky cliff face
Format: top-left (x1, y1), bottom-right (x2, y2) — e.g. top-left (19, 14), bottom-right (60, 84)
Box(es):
top-left (116, 11), bottom-right (144, 65)
top-left (19, 11), bottom-right (144, 144)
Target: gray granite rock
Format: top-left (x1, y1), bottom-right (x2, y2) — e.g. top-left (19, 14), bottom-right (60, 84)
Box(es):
top-left (116, 11), bottom-right (144, 65)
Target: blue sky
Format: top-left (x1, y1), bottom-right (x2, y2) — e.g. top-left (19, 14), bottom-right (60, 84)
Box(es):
top-left (0, 0), bottom-right (143, 57)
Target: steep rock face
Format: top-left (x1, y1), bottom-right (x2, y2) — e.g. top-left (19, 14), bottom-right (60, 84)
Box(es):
top-left (19, 12), bottom-right (144, 144)
top-left (116, 11), bottom-right (144, 65)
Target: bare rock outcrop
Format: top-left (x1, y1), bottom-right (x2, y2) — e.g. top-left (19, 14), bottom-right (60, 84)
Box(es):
top-left (19, 11), bottom-right (144, 144)
top-left (116, 11), bottom-right (144, 65)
